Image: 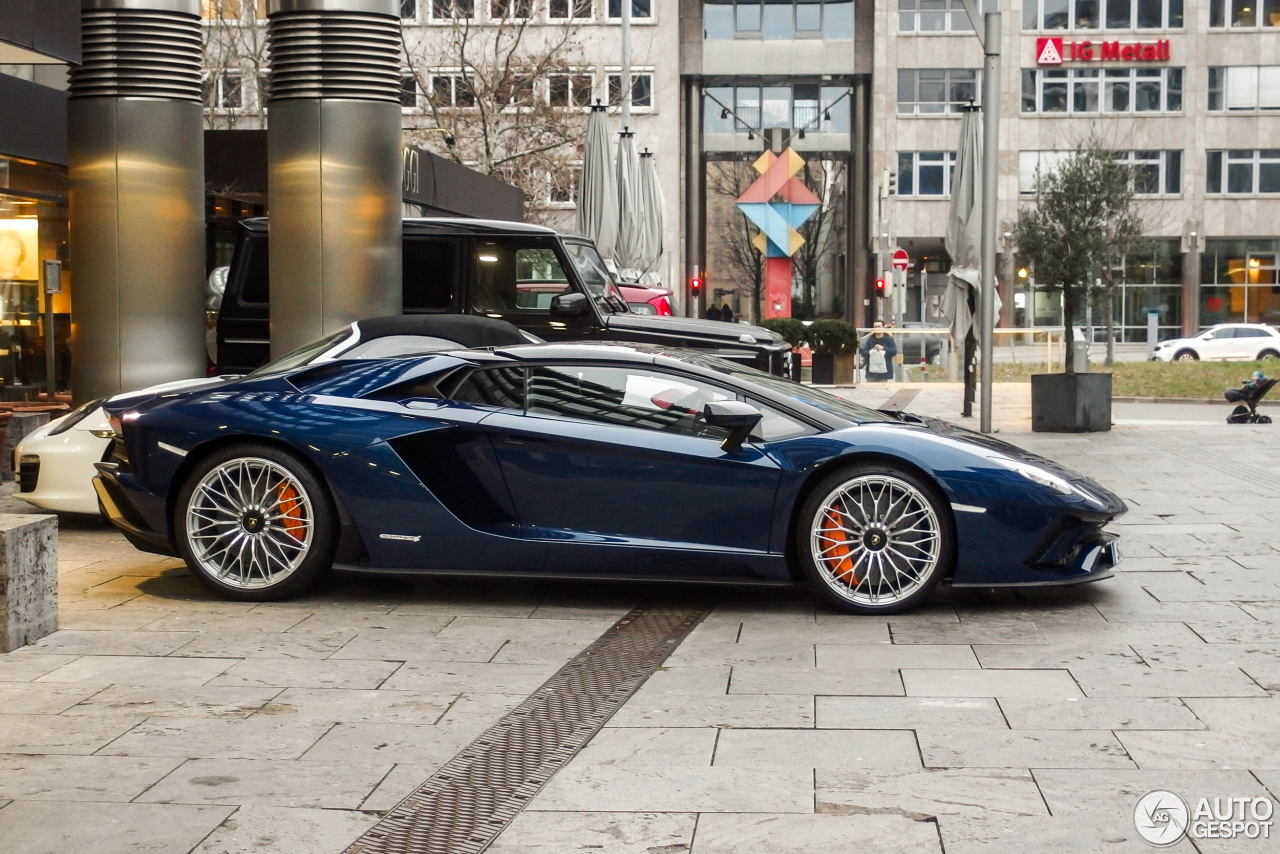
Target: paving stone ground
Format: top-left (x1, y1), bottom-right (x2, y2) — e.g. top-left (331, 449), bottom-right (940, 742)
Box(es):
top-left (2, 384), bottom-right (1279, 852)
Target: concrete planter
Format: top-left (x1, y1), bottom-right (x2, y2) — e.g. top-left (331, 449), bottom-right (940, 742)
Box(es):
top-left (1031, 372), bottom-right (1112, 433)
top-left (811, 353), bottom-right (834, 385)
top-left (833, 353), bottom-right (855, 385)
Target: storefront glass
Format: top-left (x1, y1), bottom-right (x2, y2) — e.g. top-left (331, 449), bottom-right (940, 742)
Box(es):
top-left (1200, 239), bottom-right (1280, 326)
top-left (0, 154), bottom-right (69, 398)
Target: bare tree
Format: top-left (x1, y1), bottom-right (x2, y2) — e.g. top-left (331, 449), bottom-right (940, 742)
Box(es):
top-left (402, 2), bottom-right (590, 223)
top-left (706, 159), bottom-right (764, 322)
top-left (791, 159), bottom-right (846, 319)
top-left (200, 0), bottom-right (269, 130)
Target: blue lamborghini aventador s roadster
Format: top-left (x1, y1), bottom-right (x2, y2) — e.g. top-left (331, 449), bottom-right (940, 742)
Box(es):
top-left (93, 342), bottom-right (1125, 614)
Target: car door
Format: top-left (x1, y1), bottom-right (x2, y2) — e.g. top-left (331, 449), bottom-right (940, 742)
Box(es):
top-left (1234, 327), bottom-right (1269, 359)
top-left (402, 237), bottom-right (460, 314)
top-left (216, 232), bottom-right (271, 373)
top-left (1199, 327), bottom-right (1234, 360)
top-left (466, 236), bottom-right (599, 341)
top-left (480, 362), bottom-right (783, 552)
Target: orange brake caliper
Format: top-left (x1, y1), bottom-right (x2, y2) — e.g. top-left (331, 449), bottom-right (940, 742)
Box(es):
top-left (821, 509), bottom-right (858, 586)
top-left (276, 483), bottom-right (306, 542)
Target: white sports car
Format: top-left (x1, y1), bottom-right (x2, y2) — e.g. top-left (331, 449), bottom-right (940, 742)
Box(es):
top-left (1150, 323), bottom-right (1280, 362)
top-left (14, 315), bottom-right (535, 515)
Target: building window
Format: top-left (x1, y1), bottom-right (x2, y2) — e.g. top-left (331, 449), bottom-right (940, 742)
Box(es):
top-left (431, 73), bottom-right (477, 107)
top-left (1210, 0), bottom-right (1280, 27)
top-left (491, 0), bottom-right (532, 18)
top-left (703, 85), bottom-right (851, 134)
top-left (896, 151), bottom-right (958, 196)
top-left (549, 73), bottom-right (593, 107)
top-left (203, 71), bottom-right (242, 111)
top-left (702, 0), bottom-right (853, 40)
top-left (607, 71), bottom-right (654, 110)
top-left (900, 0), bottom-right (994, 33)
top-left (897, 69), bottom-right (979, 115)
top-left (1019, 149), bottom-right (1181, 194)
top-left (1207, 67), bottom-right (1280, 111)
top-left (547, 164), bottom-right (582, 205)
top-left (1113, 150), bottom-right (1181, 194)
top-left (608, 0), bottom-right (651, 18)
top-left (400, 75), bottom-right (420, 110)
top-left (550, 0), bottom-right (592, 17)
top-left (1023, 0), bottom-right (1183, 29)
top-left (1021, 67), bottom-right (1181, 113)
top-left (431, 0), bottom-right (476, 18)
top-left (1206, 150), bottom-right (1280, 194)
top-left (401, 0), bottom-right (417, 18)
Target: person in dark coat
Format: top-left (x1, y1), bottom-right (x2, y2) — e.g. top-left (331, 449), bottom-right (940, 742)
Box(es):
top-left (859, 320), bottom-right (898, 382)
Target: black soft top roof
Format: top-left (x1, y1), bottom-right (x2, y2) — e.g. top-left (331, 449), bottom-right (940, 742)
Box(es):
top-left (238, 217), bottom-right (558, 238)
top-left (355, 314), bottom-right (529, 348)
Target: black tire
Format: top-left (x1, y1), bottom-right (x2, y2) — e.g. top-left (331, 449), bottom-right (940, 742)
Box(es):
top-left (1174, 349), bottom-right (1199, 362)
top-left (795, 461), bottom-right (955, 615)
top-left (174, 442), bottom-right (337, 601)
top-left (1258, 415), bottom-right (1273, 424)
top-left (1259, 350), bottom-right (1280, 361)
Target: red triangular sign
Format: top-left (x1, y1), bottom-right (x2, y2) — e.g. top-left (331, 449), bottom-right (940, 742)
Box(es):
top-left (1036, 38), bottom-right (1063, 65)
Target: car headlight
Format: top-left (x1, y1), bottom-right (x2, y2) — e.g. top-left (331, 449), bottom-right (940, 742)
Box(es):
top-left (47, 398), bottom-right (105, 436)
top-left (989, 456), bottom-right (1073, 495)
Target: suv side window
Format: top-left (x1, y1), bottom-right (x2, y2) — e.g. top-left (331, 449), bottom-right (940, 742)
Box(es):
top-left (238, 237), bottom-right (269, 305)
top-left (472, 238), bottom-right (572, 313)
top-left (1207, 328), bottom-right (1235, 339)
top-left (403, 239), bottom-right (457, 311)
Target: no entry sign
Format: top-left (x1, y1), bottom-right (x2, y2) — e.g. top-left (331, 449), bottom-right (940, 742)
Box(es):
top-left (891, 248), bottom-right (909, 271)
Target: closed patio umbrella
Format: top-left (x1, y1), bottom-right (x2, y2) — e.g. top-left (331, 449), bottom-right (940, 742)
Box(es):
top-left (637, 149), bottom-right (665, 282)
top-left (577, 104), bottom-right (618, 260)
top-left (614, 129), bottom-right (645, 273)
top-left (943, 105), bottom-right (983, 416)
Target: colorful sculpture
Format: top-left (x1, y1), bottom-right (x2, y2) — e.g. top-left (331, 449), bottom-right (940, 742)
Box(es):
top-left (735, 148), bottom-right (820, 318)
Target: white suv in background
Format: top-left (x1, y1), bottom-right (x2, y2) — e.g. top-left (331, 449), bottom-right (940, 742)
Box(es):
top-left (1150, 323), bottom-right (1280, 362)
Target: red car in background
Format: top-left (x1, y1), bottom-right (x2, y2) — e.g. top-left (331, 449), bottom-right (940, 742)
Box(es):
top-left (616, 282), bottom-right (673, 316)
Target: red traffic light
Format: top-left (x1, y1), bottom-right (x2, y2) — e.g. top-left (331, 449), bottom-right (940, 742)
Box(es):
top-left (691, 276), bottom-right (703, 297)
top-left (875, 277), bottom-right (887, 297)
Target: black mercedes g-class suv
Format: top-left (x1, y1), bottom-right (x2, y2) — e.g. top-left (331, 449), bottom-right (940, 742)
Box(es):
top-left (215, 217), bottom-right (791, 376)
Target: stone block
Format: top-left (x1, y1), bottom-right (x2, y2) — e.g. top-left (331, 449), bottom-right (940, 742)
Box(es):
top-left (2, 411), bottom-right (50, 480)
top-left (0, 514), bottom-right (58, 653)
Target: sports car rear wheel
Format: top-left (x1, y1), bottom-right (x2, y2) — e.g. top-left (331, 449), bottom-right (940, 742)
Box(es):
top-left (797, 463), bottom-right (954, 614)
top-left (176, 443), bottom-right (337, 601)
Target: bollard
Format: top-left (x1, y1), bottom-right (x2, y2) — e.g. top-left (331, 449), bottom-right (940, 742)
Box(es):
top-left (0, 514), bottom-right (58, 652)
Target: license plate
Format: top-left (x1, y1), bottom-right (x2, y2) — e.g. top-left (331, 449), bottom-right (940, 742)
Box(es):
top-left (1108, 539), bottom-right (1122, 567)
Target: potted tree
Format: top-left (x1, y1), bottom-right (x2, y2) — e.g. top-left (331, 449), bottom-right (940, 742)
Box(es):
top-left (807, 319), bottom-right (859, 385)
top-left (759, 318), bottom-right (809, 381)
top-left (1011, 141), bottom-right (1143, 432)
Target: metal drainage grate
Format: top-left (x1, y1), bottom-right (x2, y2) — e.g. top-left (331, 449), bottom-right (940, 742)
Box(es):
top-left (344, 604), bottom-right (708, 854)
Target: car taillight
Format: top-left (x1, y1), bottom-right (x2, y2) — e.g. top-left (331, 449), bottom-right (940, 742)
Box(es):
top-left (649, 296), bottom-right (672, 316)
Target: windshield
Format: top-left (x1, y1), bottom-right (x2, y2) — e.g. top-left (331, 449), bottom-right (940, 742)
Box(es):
top-left (250, 326), bottom-right (354, 376)
top-left (664, 350), bottom-right (894, 424)
top-left (565, 241), bottom-right (627, 313)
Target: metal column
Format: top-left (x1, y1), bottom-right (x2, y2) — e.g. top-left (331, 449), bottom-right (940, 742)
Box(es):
top-left (266, 0), bottom-right (403, 359)
top-left (68, 0), bottom-right (206, 402)
top-left (683, 76), bottom-right (705, 319)
top-left (979, 11), bottom-right (1001, 434)
top-left (850, 77), bottom-right (868, 328)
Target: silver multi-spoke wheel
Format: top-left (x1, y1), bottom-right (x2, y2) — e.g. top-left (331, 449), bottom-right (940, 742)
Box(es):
top-left (809, 474), bottom-right (942, 608)
top-left (185, 457), bottom-right (314, 590)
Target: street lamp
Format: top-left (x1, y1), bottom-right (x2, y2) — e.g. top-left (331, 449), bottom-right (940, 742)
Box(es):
top-left (961, 0), bottom-right (1000, 434)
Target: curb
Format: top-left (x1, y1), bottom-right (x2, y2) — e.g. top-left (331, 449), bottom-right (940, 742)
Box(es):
top-left (1112, 396), bottom-right (1280, 407)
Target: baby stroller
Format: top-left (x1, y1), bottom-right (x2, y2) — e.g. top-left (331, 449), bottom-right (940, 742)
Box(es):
top-left (1225, 371), bottom-right (1277, 424)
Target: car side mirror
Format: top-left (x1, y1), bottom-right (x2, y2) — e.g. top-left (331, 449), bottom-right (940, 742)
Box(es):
top-left (550, 291), bottom-right (590, 318)
top-left (703, 400), bottom-right (763, 453)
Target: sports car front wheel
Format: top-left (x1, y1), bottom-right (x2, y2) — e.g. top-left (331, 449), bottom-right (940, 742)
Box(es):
top-left (797, 463), bottom-right (954, 615)
top-left (175, 443), bottom-right (337, 601)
